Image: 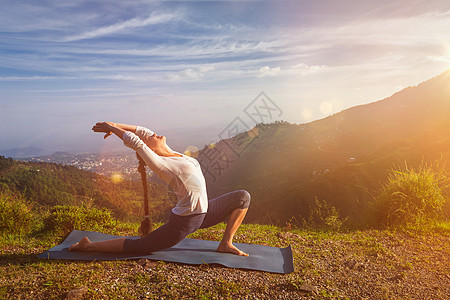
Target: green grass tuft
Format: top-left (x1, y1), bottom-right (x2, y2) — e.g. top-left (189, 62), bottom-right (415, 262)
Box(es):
top-left (0, 190), bottom-right (35, 235)
top-left (42, 205), bottom-right (118, 236)
top-left (371, 162), bottom-right (449, 227)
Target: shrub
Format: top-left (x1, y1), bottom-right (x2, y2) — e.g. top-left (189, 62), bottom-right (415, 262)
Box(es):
top-left (0, 156), bottom-right (14, 171)
top-left (372, 162), bottom-right (448, 227)
top-left (0, 190), bottom-right (34, 235)
top-left (303, 197), bottom-right (345, 230)
top-left (43, 205), bottom-right (116, 235)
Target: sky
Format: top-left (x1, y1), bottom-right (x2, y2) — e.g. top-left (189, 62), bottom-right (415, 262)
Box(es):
top-left (1, 0), bottom-right (449, 154)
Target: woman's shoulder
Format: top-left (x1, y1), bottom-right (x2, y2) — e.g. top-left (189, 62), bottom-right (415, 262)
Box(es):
top-left (171, 153), bottom-right (200, 165)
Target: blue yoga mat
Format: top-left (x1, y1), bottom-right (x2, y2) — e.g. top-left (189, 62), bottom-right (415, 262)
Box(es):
top-left (38, 230), bottom-right (294, 274)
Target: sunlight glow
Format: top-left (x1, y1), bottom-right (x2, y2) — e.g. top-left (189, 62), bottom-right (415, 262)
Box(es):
top-left (301, 108), bottom-right (313, 121)
top-left (111, 172), bottom-right (123, 184)
top-left (248, 127), bottom-right (259, 138)
top-left (184, 145), bottom-right (199, 157)
top-left (319, 101), bottom-right (334, 115)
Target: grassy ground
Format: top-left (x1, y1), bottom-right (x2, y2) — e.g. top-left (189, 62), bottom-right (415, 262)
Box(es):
top-left (1, 223), bottom-right (449, 299)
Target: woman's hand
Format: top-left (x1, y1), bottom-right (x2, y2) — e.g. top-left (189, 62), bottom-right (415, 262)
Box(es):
top-left (92, 122), bottom-right (115, 139)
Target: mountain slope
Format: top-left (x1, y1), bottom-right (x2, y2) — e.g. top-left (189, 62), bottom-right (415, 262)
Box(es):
top-left (198, 70), bottom-right (450, 224)
top-left (0, 157), bottom-right (174, 221)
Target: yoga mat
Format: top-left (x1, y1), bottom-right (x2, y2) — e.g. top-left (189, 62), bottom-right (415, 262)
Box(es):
top-left (38, 230), bottom-right (294, 274)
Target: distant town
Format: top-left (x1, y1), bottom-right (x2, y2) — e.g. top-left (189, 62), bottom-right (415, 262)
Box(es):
top-left (23, 151), bottom-right (145, 181)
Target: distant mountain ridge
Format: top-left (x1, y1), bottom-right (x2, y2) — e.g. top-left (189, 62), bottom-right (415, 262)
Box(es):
top-left (198, 70), bottom-right (450, 224)
top-left (0, 147), bottom-right (49, 158)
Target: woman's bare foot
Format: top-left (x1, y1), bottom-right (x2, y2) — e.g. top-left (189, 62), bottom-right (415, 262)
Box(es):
top-left (69, 237), bottom-right (92, 252)
top-left (217, 242), bottom-right (249, 256)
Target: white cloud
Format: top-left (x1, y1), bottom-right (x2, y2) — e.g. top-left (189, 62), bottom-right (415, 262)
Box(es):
top-left (167, 66), bottom-right (215, 81)
top-left (63, 12), bottom-right (177, 42)
top-left (309, 11), bottom-right (450, 47)
top-left (426, 55), bottom-right (450, 63)
top-left (85, 40), bottom-right (280, 60)
top-left (291, 63), bottom-right (327, 75)
top-left (258, 66), bottom-right (280, 77)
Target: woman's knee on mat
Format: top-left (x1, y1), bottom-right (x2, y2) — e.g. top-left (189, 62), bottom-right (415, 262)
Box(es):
top-left (237, 190), bottom-right (251, 209)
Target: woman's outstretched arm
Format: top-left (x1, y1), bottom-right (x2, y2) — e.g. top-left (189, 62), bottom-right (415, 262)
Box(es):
top-left (92, 122), bottom-right (127, 140)
top-left (93, 121), bottom-right (166, 173)
top-left (113, 123), bottom-right (138, 132)
top-left (99, 123), bottom-right (157, 144)
top-left (94, 122), bottom-right (137, 139)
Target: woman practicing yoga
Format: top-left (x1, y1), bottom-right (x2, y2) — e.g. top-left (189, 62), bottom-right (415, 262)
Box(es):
top-left (69, 121), bottom-right (250, 256)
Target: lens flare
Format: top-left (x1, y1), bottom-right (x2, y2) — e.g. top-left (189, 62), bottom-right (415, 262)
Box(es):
top-left (184, 145), bottom-right (199, 157)
top-left (301, 108), bottom-right (313, 121)
top-left (319, 101), bottom-right (333, 115)
top-left (111, 172), bottom-right (123, 184)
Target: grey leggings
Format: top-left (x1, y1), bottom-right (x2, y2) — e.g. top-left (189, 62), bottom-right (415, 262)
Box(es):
top-left (123, 190), bottom-right (251, 254)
